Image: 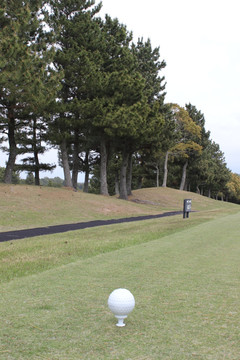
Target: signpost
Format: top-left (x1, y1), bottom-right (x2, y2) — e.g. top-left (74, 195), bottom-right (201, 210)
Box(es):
top-left (183, 199), bottom-right (192, 218)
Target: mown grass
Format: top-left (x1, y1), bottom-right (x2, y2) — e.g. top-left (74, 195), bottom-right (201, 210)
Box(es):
top-left (0, 207), bottom-right (238, 285)
top-left (1, 184), bottom-right (238, 284)
top-left (0, 214), bottom-right (196, 283)
top-left (0, 185), bottom-right (240, 359)
top-left (1, 212), bottom-right (240, 359)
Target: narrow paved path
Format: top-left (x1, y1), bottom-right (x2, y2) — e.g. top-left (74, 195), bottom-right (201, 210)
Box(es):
top-left (0, 211), bottom-right (183, 243)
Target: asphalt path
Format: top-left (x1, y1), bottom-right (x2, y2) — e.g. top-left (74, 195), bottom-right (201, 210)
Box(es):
top-left (0, 211), bottom-right (183, 243)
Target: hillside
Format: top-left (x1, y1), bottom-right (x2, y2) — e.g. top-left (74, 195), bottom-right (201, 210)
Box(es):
top-left (0, 184), bottom-right (239, 232)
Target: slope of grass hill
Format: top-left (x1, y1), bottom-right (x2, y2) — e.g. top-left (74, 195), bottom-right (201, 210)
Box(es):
top-left (0, 184), bottom-right (238, 231)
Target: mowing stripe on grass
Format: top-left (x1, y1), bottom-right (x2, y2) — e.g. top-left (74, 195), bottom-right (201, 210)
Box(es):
top-left (0, 211), bottom-right (182, 242)
top-left (0, 212), bottom-right (240, 359)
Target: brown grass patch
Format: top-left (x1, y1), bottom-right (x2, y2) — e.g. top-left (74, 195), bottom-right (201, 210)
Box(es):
top-left (0, 184), bottom-right (239, 232)
top-left (0, 184), bottom-right (158, 231)
top-left (130, 187), bottom-right (236, 212)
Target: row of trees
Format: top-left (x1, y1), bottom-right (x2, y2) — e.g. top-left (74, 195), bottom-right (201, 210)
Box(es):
top-left (0, 0), bottom-right (234, 201)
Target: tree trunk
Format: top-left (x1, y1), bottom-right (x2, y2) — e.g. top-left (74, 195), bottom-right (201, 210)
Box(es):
top-left (83, 172), bottom-right (89, 193)
top-left (162, 151), bottom-right (169, 187)
top-left (4, 113), bottom-right (17, 184)
top-left (34, 151), bottom-right (40, 186)
top-left (100, 138), bottom-right (109, 196)
top-left (119, 148), bottom-right (129, 200)
top-left (156, 164), bottom-right (159, 187)
top-left (126, 153), bottom-right (133, 196)
top-left (137, 176), bottom-right (143, 189)
top-left (83, 151), bottom-right (89, 193)
top-left (115, 171), bottom-right (120, 196)
top-left (33, 119), bottom-right (40, 186)
top-left (180, 159), bottom-right (188, 191)
top-left (208, 189), bottom-right (211, 198)
top-left (137, 160), bottom-right (144, 189)
top-left (60, 138), bottom-right (73, 188)
top-left (72, 131), bottom-right (79, 190)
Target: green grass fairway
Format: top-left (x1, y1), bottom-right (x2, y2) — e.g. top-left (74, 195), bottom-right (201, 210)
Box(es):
top-left (1, 212), bottom-right (240, 359)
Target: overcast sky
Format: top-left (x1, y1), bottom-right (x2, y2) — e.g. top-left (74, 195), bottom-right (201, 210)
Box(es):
top-left (100, 0), bottom-right (240, 174)
top-left (1, 0), bottom-right (239, 178)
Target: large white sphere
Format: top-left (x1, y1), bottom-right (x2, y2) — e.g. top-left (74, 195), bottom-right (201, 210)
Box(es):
top-left (108, 288), bottom-right (135, 316)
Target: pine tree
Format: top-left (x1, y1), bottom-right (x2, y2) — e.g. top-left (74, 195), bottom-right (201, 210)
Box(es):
top-left (47, 0), bottom-right (102, 188)
top-left (15, 116), bottom-right (56, 185)
top-left (130, 38), bottom-right (167, 190)
top-left (185, 103), bottom-right (210, 192)
top-left (0, 0), bottom-right (59, 183)
top-left (131, 38), bottom-right (166, 104)
top-left (90, 34), bottom-right (168, 198)
top-left (203, 140), bottom-right (230, 198)
top-left (93, 15), bottom-right (138, 197)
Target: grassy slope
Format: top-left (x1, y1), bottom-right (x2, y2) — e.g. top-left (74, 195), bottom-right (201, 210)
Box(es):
top-left (0, 184), bottom-right (158, 231)
top-left (0, 184), bottom-right (239, 231)
top-left (1, 212), bottom-right (240, 359)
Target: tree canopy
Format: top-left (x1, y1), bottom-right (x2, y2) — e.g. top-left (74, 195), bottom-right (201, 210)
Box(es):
top-left (0, 0), bottom-right (233, 202)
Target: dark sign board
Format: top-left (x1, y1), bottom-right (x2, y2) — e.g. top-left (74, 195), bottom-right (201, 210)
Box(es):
top-left (183, 199), bottom-right (192, 218)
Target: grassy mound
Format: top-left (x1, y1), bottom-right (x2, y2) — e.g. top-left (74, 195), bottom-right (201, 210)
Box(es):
top-left (0, 184), bottom-right (157, 231)
top-left (0, 184), bottom-right (238, 231)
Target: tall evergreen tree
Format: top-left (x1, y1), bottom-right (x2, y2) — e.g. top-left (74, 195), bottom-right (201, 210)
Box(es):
top-left (16, 116), bottom-right (56, 185)
top-left (185, 103), bottom-right (210, 192)
top-left (114, 37), bottom-right (167, 198)
top-left (93, 15), bottom-right (137, 197)
top-left (203, 140), bottom-right (230, 198)
top-left (129, 38), bottom-right (167, 191)
top-left (0, 0), bottom-right (59, 183)
top-left (184, 103), bottom-right (229, 196)
top-left (47, 0), bottom-right (102, 188)
top-left (131, 38), bottom-right (166, 104)
top-left (90, 34), bottom-right (167, 198)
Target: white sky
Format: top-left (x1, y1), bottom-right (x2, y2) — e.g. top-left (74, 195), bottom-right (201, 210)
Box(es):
top-left (100, 0), bottom-right (240, 174)
top-left (1, 0), bottom-right (239, 178)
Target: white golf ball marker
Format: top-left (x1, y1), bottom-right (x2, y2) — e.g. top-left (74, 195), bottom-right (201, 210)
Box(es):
top-left (108, 288), bottom-right (135, 327)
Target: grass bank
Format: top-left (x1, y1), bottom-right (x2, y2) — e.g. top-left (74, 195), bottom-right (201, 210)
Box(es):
top-left (0, 184), bottom-right (239, 231)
